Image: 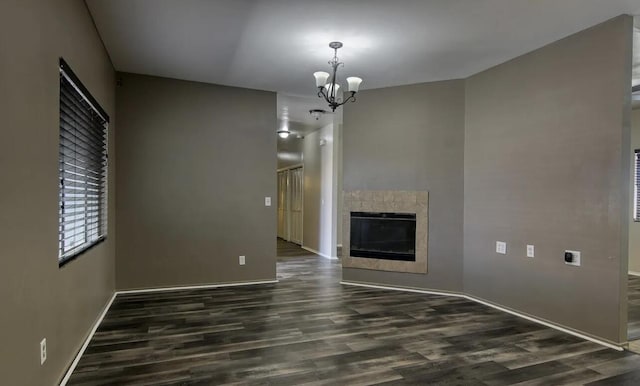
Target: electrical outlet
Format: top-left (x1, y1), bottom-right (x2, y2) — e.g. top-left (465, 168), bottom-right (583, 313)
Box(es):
top-left (239, 255), bottom-right (246, 265)
top-left (40, 338), bottom-right (46, 365)
top-left (264, 197), bottom-right (271, 206)
top-left (496, 241), bottom-right (507, 254)
top-left (527, 245), bottom-right (535, 258)
top-left (564, 250), bottom-right (581, 266)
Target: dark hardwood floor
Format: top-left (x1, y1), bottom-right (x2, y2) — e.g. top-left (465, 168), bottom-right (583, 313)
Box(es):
top-left (67, 243), bottom-right (640, 385)
top-left (276, 238), bottom-right (314, 259)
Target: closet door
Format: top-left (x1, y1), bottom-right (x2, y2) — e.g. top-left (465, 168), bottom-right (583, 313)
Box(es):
top-left (277, 171), bottom-right (288, 239)
top-left (289, 167), bottom-right (303, 245)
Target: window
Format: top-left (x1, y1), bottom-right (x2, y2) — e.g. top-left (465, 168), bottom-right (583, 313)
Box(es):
top-left (635, 149), bottom-right (640, 222)
top-left (58, 58), bottom-right (109, 266)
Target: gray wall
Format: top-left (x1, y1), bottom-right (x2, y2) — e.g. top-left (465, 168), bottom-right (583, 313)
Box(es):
top-left (342, 80), bottom-right (466, 292)
top-left (0, 0), bottom-right (116, 384)
top-left (631, 109), bottom-right (640, 272)
top-left (115, 73), bottom-right (276, 289)
top-left (302, 124), bottom-right (336, 257)
top-left (464, 16), bottom-right (632, 344)
top-left (277, 135), bottom-right (303, 169)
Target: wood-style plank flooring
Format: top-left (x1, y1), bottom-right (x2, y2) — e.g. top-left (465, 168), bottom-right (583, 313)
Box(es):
top-left (276, 238), bottom-right (314, 259)
top-left (68, 243), bottom-right (640, 385)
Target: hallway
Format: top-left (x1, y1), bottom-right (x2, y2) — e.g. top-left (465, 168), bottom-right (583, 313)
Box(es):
top-left (66, 250), bottom-right (640, 385)
top-left (277, 238), bottom-right (316, 260)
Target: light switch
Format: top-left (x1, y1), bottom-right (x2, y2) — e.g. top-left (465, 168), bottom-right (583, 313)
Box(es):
top-left (239, 255), bottom-right (246, 265)
top-left (527, 245), bottom-right (535, 258)
top-left (496, 241), bottom-right (507, 254)
top-left (265, 197), bottom-right (271, 206)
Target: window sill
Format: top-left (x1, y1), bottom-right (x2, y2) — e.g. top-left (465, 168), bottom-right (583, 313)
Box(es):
top-left (59, 236), bottom-right (106, 268)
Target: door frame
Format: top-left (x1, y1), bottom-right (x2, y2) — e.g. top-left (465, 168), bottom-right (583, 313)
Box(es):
top-left (277, 164), bottom-right (304, 245)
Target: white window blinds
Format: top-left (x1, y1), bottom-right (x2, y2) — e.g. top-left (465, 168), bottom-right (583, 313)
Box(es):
top-left (58, 58), bottom-right (109, 265)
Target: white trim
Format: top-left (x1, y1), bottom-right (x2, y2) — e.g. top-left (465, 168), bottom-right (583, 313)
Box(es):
top-left (629, 271), bottom-right (640, 277)
top-left (59, 292), bottom-right (117, 386)
top-left (59, 279), bottom-right (279, 384)
top-left (340, 280), bottom-right (624, 352)
top-left (466, 294), bottom-right (623, 351)
top-left (117, 279), bottom-right (279, 295)
top-left (277, 163), bottom-right (304, 173)
top-left (302, 245), bottom-right (338, 260)
top-left (341, 281), bottom-right (463, 298)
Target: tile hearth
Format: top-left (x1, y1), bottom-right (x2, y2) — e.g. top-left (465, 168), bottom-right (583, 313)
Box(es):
top-left (342, 190), bottom-right (428, 274)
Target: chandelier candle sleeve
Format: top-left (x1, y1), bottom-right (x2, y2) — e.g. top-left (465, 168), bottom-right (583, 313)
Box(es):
top-left (347, 77), bottom-right (362, 93)
top-left (325, 83), bottom-right (340, 96)
top-left (313, 41), bottom-right (362, 111)
top-left (314, 71), bottom-right (330, 87)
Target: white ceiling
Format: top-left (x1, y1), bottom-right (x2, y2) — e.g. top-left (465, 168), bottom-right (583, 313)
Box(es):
top-left (277, 94), bottom-right (333, 133)
top-left (87, 0), bottom-right (640, 118)
top-left (87, 0), bottom-right (640, 96)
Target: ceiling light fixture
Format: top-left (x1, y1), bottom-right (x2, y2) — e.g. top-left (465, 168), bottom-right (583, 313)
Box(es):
top-left (277, 106), bottom-right (291, 138)
top-left (313, 42), bottom-right (362, 112)
top-left (309, 109), bottom-right (327, 120)
top-left (277, 129), bottom-right (290, 139)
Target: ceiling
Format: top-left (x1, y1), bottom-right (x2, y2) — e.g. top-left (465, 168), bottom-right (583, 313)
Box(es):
top-left (277, 94), bottom-right (333, 135)
top-left (86, 1), bottom-right (640, 115)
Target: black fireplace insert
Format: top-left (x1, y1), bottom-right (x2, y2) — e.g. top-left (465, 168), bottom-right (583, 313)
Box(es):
top-left (350, 211), bottom-right (416, 261)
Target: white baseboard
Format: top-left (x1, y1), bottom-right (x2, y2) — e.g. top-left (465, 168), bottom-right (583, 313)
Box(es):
top-left (117, 279), bottom-right (278, 295)
top-left (59, 279), bottom-right (278, 385)
top-left (341, 281), bottom-right (463, 299)
top-left (59, 292), bottom-right (117, 386)
top-left (302, 245), bottom-right (338, 260)
top-left (629, 271), bottom-right (640, 277)
top-left (340, 280), bottom-right (623, 352)
top-left (465, 294), bottom-right (623, 351)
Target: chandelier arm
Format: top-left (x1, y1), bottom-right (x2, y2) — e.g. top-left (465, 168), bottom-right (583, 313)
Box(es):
top-left (318, 87), bottom-right (332, 104)
top-left (336, 92), bottom-right (356, 107)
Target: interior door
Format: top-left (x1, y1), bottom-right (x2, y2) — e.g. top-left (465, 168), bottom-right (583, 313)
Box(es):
top-left (289, 167), bottom-right (303, 244)
top-left (277, 171), bottom-right (288, 239)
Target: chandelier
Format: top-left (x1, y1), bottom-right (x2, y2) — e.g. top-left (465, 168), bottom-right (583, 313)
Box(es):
top-left (313, 42), bottom-right (362, 112)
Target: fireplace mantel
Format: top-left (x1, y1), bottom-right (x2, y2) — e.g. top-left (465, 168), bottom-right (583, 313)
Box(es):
top-left (342, 190), bottom-right (428, 274)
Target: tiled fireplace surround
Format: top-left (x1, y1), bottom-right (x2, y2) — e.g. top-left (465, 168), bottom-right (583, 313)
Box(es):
top-left (342, 190), bottom-right (428, 274)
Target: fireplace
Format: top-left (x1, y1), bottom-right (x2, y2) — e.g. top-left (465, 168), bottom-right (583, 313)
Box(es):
top-left (350, 212), bottom-right (416, 261)
top-left (342, 190), bottom-right (428, 274)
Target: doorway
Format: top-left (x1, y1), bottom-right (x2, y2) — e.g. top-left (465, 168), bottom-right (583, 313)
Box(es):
top-left (277, 166), bottom-right (303, 245)
top-left (627, 18), bottom-right (640, 350)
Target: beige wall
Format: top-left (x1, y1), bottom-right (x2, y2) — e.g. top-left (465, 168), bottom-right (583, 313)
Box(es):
top-left (277, 135), bottom-right (303, 170)
top-left (464, 16), bottom-right (632, 344)
top-left (115, 73), bottom-right (277, 289)
top-left (302, 124), bottom-right (336, 257)
top-left (0, 0), bottom-right (116, 385)
top-left (342, 80), bottom-right (466, 291)
top-left (342, 16), bottom-right (632, 344)
top-left (631, 109), bottom-right (640, 272)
